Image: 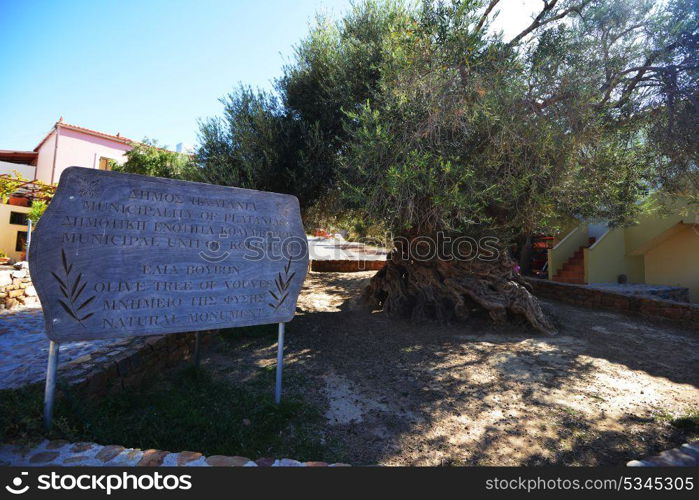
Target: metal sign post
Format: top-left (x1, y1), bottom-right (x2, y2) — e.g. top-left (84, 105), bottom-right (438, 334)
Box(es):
top-left (275, 322), bottom-right (285, 404)
top-left (26, 219), bottom-right (32, 261)
top-left (43, 341), bottom-right (60, 430)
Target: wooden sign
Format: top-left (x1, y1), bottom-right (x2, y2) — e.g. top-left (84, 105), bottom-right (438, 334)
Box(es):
top-left (29, 167), bottom-right (308, 342)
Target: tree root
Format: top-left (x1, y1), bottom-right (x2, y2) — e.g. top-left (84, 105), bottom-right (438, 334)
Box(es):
top-left (363, 252), bottom-right (557, 335)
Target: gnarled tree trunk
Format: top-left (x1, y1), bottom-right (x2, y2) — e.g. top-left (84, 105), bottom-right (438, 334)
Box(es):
top-left (364, 247), bottom-right (556, 335)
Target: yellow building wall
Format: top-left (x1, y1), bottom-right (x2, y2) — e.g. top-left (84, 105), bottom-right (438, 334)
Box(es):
top-left (0, 205), bottom-right (31, 261)
top-left (584, 228), bottom-right (645, 284)
top-left (644, 226), bottom-right (699, 303)
top-left (547, 197), bottom-right (696, 291)
top-left (625, 211), bottom-right (686, 255)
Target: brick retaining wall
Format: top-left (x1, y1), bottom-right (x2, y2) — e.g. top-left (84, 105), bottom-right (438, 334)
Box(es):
top-left (310, 259), bottom-right (386, 272)
top-left (526, 277), bottom-right (699, 329)
top-left (70, 332), bottom-right (212, 397)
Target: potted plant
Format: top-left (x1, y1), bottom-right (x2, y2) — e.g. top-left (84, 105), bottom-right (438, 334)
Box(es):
top-left (8, 196), bottom-right (29, 207)
top-left (0, 171), bottom-right (25, 204)
top-left (0, 251), bottom-right (9, 265)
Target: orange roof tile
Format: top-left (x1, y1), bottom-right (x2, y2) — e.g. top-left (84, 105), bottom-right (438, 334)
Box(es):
top-left (32, 118), bottom-right (182, 155)
top-left (34, 119), bottom-right (136, 152)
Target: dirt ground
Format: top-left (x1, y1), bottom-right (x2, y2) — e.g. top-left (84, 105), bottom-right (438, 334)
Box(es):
top-left (204, 271), bottom-right (699, 466)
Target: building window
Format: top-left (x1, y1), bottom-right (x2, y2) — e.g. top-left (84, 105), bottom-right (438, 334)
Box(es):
top-left (98, 157), bottom-right (113, 171)
top-left (9, 211), bottom-right (28, 226)
top-left (16, 231), bottom-right (27, 252)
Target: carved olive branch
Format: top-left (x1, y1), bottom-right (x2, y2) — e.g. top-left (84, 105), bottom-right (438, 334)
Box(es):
top-left (51, 249), bottom-right (95, 327)
top-left (267, 257), bottom-right (296, 311)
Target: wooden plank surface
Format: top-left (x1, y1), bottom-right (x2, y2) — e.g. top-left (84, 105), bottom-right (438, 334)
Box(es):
top-left (29, 167), bottom-right (308, 342)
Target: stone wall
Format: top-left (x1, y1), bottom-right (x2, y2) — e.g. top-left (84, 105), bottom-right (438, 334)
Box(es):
top-left (70, 332), bottom-right (212, 397)
top-left (0, 264), bottom-right (38, 310)
top-left (628, 440), bottom-right (699, 467)
top-left (310, 259), bottom-right (386, 272)
top-left (527, 277), bottom-right (699, 328)
top-left (586, 283), bottom-right (689, 302)
top-left (0, 440), bottom-right (349, 467)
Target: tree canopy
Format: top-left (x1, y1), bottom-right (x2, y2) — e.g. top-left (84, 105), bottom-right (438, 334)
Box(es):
top-left (192, 0), bottom-right (699, 333)
top-left (197, 0), bottom-right (697, 242)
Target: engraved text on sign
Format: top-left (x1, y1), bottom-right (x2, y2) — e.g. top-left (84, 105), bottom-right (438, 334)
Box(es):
top-left (29, 167), bottom-right (309, 342)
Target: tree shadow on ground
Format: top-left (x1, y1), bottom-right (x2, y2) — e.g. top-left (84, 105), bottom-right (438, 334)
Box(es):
top-left (215, 272), bottom-right (698, 465)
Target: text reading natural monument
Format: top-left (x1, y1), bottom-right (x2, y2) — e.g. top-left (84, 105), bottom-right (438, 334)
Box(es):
top-left (29, 167), bottom-right (308, 427)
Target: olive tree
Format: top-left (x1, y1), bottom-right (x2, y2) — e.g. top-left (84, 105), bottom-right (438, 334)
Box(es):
top-left (199, 0), bottom-right (697, 334)
top-left (328, 0), bottom-right (696, 334)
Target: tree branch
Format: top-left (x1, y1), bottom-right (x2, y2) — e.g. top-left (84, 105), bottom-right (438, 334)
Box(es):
top-left (599, 40), bottom-right (681, 109)
top-left (475, 0), bottom-right (501, 33)
top-left (507, 0), bottom-right (592, 46)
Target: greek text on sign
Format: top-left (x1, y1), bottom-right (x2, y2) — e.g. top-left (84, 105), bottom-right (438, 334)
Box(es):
top-left (29, 167), bottom-right (308, 342)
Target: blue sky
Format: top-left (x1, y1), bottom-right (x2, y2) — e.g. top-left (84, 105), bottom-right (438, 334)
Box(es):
top-left (0, 0), bottom-right (533, 152)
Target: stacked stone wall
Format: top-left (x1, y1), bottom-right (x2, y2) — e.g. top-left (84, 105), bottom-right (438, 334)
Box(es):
top-left (0, 264), bottom-right (37, 310)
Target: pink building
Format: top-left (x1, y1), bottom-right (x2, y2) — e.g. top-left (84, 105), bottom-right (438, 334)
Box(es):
top-left (0, 119), bottom-right (139, 260)
top-left (0, 118), bottom-right (134, 183)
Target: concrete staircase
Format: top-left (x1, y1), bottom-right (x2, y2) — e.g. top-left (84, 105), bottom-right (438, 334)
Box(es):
top-left (552, 238), bottom-right (595, 284)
